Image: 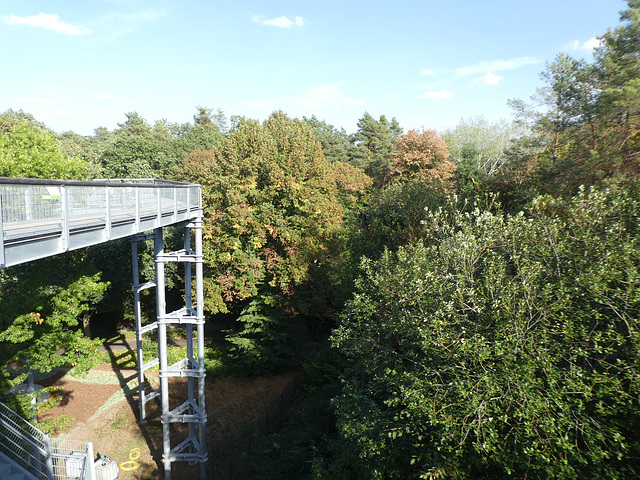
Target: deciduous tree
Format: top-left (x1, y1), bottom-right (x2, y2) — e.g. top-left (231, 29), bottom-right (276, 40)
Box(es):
top-left (390, 129), bottom-right (455, 189)
top-left (175, 111), bottom-right (348, 314)
top-left (0, 118), bottom-right (87, 179)
top-left (332, 185), bottom-right (640, 479)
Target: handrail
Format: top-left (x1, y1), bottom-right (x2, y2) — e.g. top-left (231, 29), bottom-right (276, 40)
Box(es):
top-left (0, 401), bottom-right (95, 480)
top-left (0, 400), bottom-right (48, 479)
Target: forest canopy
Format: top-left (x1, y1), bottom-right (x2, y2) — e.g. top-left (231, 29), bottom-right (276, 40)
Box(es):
top-left (2, 1), bottom-right (640, 478)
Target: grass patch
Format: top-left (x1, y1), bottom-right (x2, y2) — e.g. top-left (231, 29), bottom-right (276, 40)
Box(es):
top-left (115, 327), bottom-right (197, 341)
top-left (111, 416), bottom-right (128, 430)
top-left (96, 340), bottom-right (228, 379)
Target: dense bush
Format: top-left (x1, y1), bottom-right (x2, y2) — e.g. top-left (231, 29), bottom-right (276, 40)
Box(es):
top-left (331, 184), bottom-right (640, 479)
top-left (349, 181), bottom-right (447, 262)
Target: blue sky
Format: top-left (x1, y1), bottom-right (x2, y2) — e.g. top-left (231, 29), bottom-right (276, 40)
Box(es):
top-left (0, 0), bottom-right (628, 136)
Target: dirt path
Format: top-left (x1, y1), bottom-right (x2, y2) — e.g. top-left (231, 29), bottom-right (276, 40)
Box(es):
top-left (38, 362), bottom-right (299, 479)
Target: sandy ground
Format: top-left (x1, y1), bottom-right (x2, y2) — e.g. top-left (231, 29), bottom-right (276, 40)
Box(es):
top-left (37, 361), bottom-right (298, 480)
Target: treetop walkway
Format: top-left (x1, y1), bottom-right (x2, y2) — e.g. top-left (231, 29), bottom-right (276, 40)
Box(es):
top-left (0, 176), bottom-right (202, 268)
top-left (0, 177), bottom-right (207, 480)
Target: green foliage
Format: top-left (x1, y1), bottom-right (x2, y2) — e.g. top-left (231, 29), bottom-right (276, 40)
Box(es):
top-left (350, 181), bottom-right (447, 261)
top-left (224, 291), bottom-right (296, 376)
top-left (0, 255), bottom-right (109, 379)
top-left (503, 1), bottom-right (640, 198)
top-left (38, 410), bottom-right (73, 435)
top-left (98, 111), bottom-right (224, 179)
top-left (56, 131), bottom-right (104, 179)
top-left (176, 111), bottom-right (351, 315)
top-left (444, 116), bottom-right (525, 200)
top-left (303, 115), bottom-right (352, 163)
top-left (0, 118), bottom-right (87, 179)
top-left (349, 112), bottom-right (403, 185)
top-left (331, 184), bottom-right (640, 479)
top-left (194, 106), bottom-right (229, 133)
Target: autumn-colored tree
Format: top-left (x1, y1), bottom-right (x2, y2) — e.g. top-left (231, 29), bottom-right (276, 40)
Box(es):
top-left (176, 112), bottom-right (369, 372)
top-left (499, 1), bottom-right (640, 201)
top-left (175, 111), bottom-right (352, 314)
top-left (594, 1), bottom-right (640, 180)
top-left (389, 129), bottom-right (455, 190)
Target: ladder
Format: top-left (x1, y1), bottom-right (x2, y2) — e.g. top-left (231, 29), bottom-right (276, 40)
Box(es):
top-left (131, 219), bottom-right (207, 480)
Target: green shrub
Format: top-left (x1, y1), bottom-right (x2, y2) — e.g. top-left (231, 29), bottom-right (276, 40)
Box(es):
top-left (331, 184), bottom-right (640, 479)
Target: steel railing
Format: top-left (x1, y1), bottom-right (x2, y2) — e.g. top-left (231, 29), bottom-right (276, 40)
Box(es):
top-left (0, 401), bottom-right (95, 480)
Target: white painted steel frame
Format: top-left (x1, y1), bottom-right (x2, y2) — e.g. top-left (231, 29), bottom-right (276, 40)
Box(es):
top-left (131, 221), bottom-right (207, 480)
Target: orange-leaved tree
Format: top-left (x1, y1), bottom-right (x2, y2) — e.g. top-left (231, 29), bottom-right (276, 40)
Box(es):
top-left (175, 111), bottom-right (369, 372)
top-left (390, 129), bottom-right (456, 190)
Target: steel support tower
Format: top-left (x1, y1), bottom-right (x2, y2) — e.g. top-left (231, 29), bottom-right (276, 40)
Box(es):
top-left (131, 219), bottom-right (207, 480)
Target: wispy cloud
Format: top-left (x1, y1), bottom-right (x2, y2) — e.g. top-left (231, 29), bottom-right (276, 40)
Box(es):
top-left (252, 15), bottom-right (304, 28)
top-left (455, 57), bottom-right (540, 78)
top-left (418, 90), bottom-right (454, 100)
top-left (289, 83), bottom-right (365, 110)
top-left (95, 9), bottom-right (167, 41)
top-left (2, 13), bottom-right (91, 36)
top-left (473, 72), bottom-right (502, 86)
top-left (565, 36), bottom-right (602, 52)
top-left (417, 56), bottom-right (540, 98)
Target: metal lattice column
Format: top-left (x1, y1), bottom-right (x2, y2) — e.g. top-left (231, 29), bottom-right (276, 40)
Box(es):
top-left (131, 220), bottom-right (207, 480)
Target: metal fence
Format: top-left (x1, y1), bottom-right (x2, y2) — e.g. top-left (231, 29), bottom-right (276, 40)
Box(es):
top-left (0, 401), bottom-right (95, 480)
top-left (50, 438), bottom-right (96, 480)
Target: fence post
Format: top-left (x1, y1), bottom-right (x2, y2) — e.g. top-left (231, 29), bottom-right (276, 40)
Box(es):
top-left (85, 441), bottom-right (95, 480)
top-left (0, 190), bottom-right (4, 268)
top-left (61, 185), bottom-right (69, 251)
top-left (42, 434), bottom-right (54, 480)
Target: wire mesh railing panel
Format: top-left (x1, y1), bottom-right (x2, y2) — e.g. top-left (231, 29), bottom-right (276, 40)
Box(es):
top-left (0, 402), bottom-right (47, 479)
top-left (189, 185), bottom-right (200, 209)
top-left (0, 179), bottom-right (202, 267)
top-left (50, 438), bottom-right (92, 480)
top-left (138, 186), bottom-right (159, 216)
top-left (160, 187), bottom-right (176, 214)
top-left (0, 402), bottom-right (45, 444)
top-left (1, 184), bottom-right (63, 225)
top-left (108, 187), bottom-right (136, 218)
top-left (176, 187), bottom-right (188, 211)
top-left (67, 186), bottom-right (107, 224)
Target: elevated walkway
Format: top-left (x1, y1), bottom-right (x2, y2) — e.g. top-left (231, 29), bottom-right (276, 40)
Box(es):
top-left (0, 177), bottom-right (207, 480)
top-left (0, 177), bottom-right (202, 268)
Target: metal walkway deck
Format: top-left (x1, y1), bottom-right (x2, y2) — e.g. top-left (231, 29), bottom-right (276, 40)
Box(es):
top-left (0, 177), bottom-right (207, 480)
